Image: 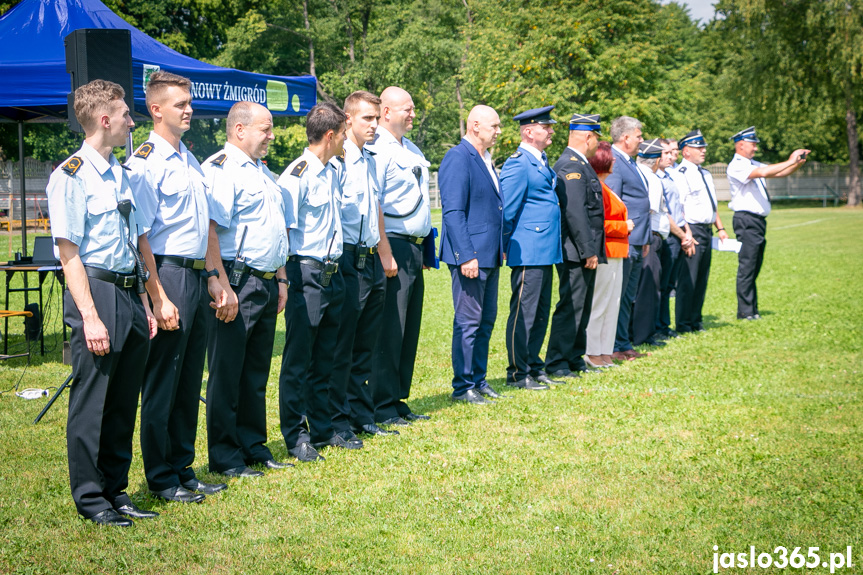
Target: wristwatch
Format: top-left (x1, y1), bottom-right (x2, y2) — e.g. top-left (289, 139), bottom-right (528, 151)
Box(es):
top-left (205, 268), bottom-right (220, 278)
top-left (277, 278), bottom-right (289, 286)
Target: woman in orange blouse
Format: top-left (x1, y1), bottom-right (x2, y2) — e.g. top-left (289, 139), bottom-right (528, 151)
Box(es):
top-left (586, 142), bottom-right (634, 367)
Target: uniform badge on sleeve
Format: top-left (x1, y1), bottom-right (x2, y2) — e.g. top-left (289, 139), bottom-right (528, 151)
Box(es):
top-left (566, 172), bottom-right (582, 180)
top-left (61, 156), bottom-right (83, 176)
top-left (210, 153), bottom-right (228, 166)
top-left (291, 160), bottom-right (308, 177)
top-left (134, 142), bottom-right (155, 159)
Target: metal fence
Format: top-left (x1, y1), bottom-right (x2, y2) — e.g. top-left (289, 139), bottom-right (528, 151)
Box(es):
top-left (705, 161), bottom-right (848, 203)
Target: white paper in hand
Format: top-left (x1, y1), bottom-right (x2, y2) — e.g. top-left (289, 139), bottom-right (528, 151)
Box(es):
top-left (711, 237), bottom-right (742, 253)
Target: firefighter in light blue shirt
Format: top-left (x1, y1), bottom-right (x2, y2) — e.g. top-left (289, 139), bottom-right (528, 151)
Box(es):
top-left (46, 80), bottom-right (156, 527)
top-left (201, 102), bottom-right (290, 478)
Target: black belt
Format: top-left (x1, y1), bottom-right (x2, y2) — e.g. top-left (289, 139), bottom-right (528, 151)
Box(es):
top-left (387, 233), bottom-right (424, 245)
top-left (343, 243), bottom-right (377, 254)
top-left (738, 211), bottom-right (767, 220)
top-left (222, 260), bottom-right (277, 280)
top-left (690, 223), bottom-right (712, 229)
top-left (154, 255), bottom-right (206, 270)
top-left (288, 255), bottom-right (330, 271)
top-left (85, 266), bottom-right (136, 289)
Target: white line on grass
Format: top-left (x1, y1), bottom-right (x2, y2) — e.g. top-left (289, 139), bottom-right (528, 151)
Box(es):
top-left (771, 218), bottom-right (830, 230)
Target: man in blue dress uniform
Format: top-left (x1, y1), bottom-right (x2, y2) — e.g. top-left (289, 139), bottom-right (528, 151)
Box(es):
top-left (501, 105), bottom-right (564, 391)
top-left (46, 80), bottom-right (157, 526)
top-left (439, 105), bottom-right (504, 404)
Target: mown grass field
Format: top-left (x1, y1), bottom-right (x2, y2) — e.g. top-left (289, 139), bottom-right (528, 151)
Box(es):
top-left (0, 205), bottom-right (861, 574)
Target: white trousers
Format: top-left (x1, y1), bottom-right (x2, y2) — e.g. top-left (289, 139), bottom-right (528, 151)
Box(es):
top-left (585, 257), bottom-right (624, 356)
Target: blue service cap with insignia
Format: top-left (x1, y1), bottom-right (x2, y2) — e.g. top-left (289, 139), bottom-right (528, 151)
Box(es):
top-left (513, 105), bottom-right (557, 126)
top-left (679, 129), bottom-right (707, 149)
top-left (569, 113), bottom-right (601, 135)
top-left (638, 138), bottom-right (664, 159)
top-left (731, 126), bottom-right (760, 143)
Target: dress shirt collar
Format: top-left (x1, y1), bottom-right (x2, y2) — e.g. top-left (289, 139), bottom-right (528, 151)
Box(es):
top-left (375, 125), bottom-right (405, 147)
top-left (567, 146), bottom-right (589, 164)
top-left (148, 130), bottom-right (186, 161)
top-left (344, 138), bottom-right (367, 165)
top-left (518, 142), bottom-right (544, 164)
top-left (80, 141), bottom-right (115, 176)
top-left (611, 143), bottom-right (634, 161)
top-left (224, 141), bottom-right (260, 169)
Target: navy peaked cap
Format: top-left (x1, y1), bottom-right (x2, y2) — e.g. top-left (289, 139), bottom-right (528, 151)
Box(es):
top-left (679, 129), bottom-right (707, 148)
top-left (513, 105), bottom-right (557, 125)
top-left (638, 138), bottom-right (664, 159)
top-left (732, 126), bottom-right (760, 143)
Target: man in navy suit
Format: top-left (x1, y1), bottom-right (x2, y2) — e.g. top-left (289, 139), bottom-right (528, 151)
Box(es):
top-left (605, 116), bottom-right (650, 361)
top-left (439, 105), bottom-right (504, 405)
top-left (500, 106), bottom-right (564, 391)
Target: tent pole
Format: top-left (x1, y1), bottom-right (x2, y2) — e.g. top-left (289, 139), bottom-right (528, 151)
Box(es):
top-left (18, 120), bottom-right (27, 257)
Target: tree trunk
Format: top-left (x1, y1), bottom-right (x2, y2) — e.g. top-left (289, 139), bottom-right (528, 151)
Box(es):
top-left (327, 0), bottom-right (356, 62)
top-left (845, 87), bottom-right (861, 207)
top-left (456, 79), bottom-right (465, 138)
top-left (304, 0), bottom-right (315, 77)
top-left (458, 0), bottom-right (472, 140)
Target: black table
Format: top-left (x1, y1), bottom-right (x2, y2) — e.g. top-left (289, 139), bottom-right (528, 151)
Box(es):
top-left (0, 263), bottom-right (65, 355)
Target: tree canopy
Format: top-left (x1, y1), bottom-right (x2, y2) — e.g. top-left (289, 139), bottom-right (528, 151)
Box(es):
top-left (1, 0), bottom-right (859, 202)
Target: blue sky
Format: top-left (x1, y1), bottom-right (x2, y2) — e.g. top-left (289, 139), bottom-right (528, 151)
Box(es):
top-left (666, 0), bottom-right (718, 23)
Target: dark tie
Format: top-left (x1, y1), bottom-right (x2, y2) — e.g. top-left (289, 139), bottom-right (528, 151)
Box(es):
top-left (752, 160), bottom-right (771, 202)
top-left (541, 152), bottom-right (548, 167)
top-left (698, 167), bottom-right (718, 215)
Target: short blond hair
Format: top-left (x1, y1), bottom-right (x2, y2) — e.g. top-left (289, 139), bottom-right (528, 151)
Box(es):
top-left (145, 71), bottom-right (192, 111)
top-left (73, 80), bottom-right (125, 131)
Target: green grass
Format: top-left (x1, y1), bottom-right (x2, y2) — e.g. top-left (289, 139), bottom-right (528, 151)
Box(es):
top-left (1, 205), bottom-right (861, 574)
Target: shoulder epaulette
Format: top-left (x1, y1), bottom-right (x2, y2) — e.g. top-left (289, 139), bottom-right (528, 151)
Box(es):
top-left (134, 142), bottom-right (155, 159)
top-left (291, 160), bottom-right (308, 177)
top-left (678, 166), bottom-right (687, 173)
top-left (336, 152), bottom-right (346, 164)
top-left (61, 156), bottom-right (83, 176)
top-left (210, 153), bottom-right (228, 166)
top-left (510, 151), bottom-right (522, 159)
top-left (365, 148), bottom-right (376, 156)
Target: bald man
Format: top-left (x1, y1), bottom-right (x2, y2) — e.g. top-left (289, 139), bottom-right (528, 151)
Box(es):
top-left (367, 87), bottom-right (433, 425)
top-left (439, 105), bottom-right (504, 404)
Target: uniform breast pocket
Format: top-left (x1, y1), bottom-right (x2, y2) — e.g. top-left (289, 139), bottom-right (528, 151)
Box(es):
top-left (159, 183), bottom-right (189, 220)
top-left (341, 189), bottom-right (360, 206)
top-left (86, 195), bottom-right (117, 217)
top-left (523, 221), bottom-right (551, 234)
top-left (237, 187), bottom-right (264, 212)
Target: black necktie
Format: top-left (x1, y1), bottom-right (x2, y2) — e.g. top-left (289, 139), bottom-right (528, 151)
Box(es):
top-left (698, 167), bottom-right (717, 215)
top-left (541, 152), bottom-right (548, 167)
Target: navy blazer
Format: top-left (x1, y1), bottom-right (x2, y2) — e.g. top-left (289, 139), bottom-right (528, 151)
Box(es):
top-left (500, 147), bottom-right (563, 267)
top-left (439, 139), bottom-right (504, 268)
top-left (605, 146), bottom-right (651, 246)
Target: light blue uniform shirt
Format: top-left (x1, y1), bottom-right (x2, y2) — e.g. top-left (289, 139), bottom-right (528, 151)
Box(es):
top-left (279, 148), bottom-right (343, 261)
top-left (366, 126), bottom-right (431, 238)
top-left (203, 142), bottom-right (288, 273)
top-left (127, 131), bottom-right (209, 259)
top-left (329, 138), bottom-right (380, 246)
top-left (46, 142), bottom-right (139, 273)
top-left (658, 168), bottom-right (685, 227)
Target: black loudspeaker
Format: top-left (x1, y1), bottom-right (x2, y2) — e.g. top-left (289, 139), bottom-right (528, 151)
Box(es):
top-left (65, 29), bottom-right (133, 133)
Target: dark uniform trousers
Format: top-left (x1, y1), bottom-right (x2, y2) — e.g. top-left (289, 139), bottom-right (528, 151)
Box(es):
top-left (371, 237), bottom-right (424, 422)
top-left (279, 260), bottom-right (345, 446)
top-left (450, 264), bottom-right (499, 395)
top-left (614, 245), bottom-right (644, 352)
top-left (140, 262), bottom-right (208, 491)
top-left (329, 250), bottom-right (386, 432)
top-left (506, 265), bottom-right (553, 382)
top-left (676, 223), bottom-right (713, 332)
top-left (632, 233), bottom-right (665, 345)
top-left (206, 273), bottom-right (279, 472)
top-left (545, 262), bottom-right (596, 373)
top-left (733, 211), bottom-right (767, 318)
top-left (656, 235), bottom-right (682, 334)
top-left (64, 277), bottom-right (149, 519)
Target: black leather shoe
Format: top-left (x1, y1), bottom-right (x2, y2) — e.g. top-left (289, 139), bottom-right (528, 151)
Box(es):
top-left (219, 466), bottom-right (264, 478)
top-left (151, 486), bottom-right (206, 503)
top-left (477, 385), bottom-right (502, 399)
top-left (643, 337), bottom-right (666, 347)
top-left (114, 502), bottom-right (158, 520)
top-left (452, 389), bottom-right (491, 404)
top-left (506, 375), bottom-right (549, 391)
top-left (353, 423), bottom-right (399, 436)
top-left (289, 442), bottom-right (325, 462)
top-left (536, 373), bottom-right (565, 385)
top-left (550, 369), bottom-right (581, 379)
top-left (404, 412), bottom-right (430, 421)
top-left (259, 459), bottom-right (294, 470)
top-left (88, 509), bottom-right (134, 527)
top-left (379, 416), bottom-right (411, 426)
top-left (335, 430), bottom-right (364, 448)
top-left (662, 329), bottom-right (680, 338)
top-left (312, 433), bottom-right (363, 450)
top-left (182, 479), bottom-right (228, 495)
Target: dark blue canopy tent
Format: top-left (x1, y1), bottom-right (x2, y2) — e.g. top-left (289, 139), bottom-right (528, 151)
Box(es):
top-left (0, 0), bottom-right (317, 251)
